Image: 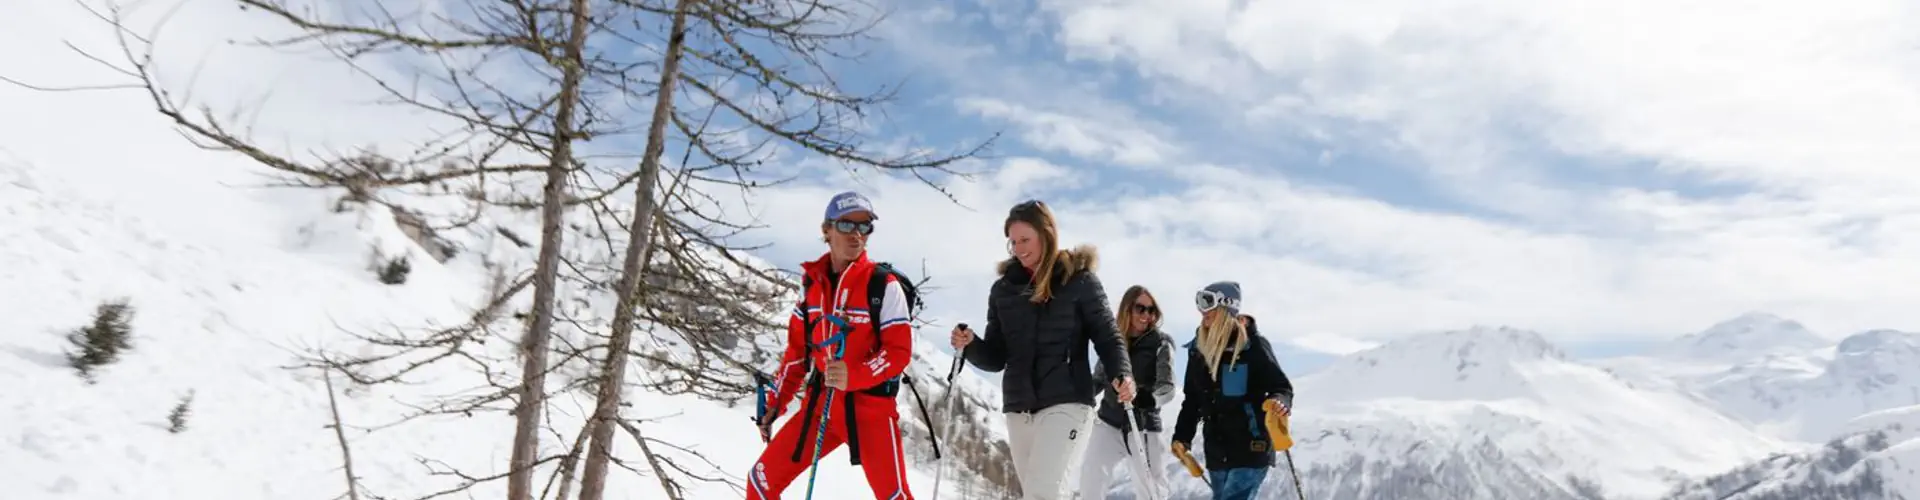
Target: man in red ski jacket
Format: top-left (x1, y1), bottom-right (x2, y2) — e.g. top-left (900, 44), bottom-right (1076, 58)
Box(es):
top-left (747, 191), bottom-right (916, 500)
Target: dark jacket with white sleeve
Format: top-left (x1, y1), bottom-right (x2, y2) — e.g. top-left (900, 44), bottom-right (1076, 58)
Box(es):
top-left (1091, 327), bottom-right (1176, 433)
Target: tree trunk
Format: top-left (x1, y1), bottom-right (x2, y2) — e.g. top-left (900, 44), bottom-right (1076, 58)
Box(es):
top-left (323, 367), bottom-right (363, 500)
top-left (506, 0), bottom-right (594, 497)
top-left (574, 1), bottom-right (693, 499)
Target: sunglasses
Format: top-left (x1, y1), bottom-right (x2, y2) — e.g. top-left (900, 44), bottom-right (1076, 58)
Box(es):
top-left (832, 219), bottom-right (874, 235)
top-left (1195, 289), bottom-right (1239, 313)
top-left (1131, 303), bottom-right (1159, 315)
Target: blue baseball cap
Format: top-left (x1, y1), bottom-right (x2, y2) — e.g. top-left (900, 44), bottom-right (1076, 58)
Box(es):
top-left (824, 191), bottom-right (878, 221)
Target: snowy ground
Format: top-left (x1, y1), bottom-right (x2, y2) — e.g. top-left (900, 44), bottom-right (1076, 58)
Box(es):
top-left (0, 0), bottom-right (1020, 496)
top-left (0, 101), bottom-right (967, 500)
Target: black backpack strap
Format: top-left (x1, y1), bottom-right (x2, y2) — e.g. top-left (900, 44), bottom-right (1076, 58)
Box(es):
top-left (903, 375), bottom-right (941, 459)
top-left (839, 264), bottom-right (907, 466)
top-left (866, 263), bottom-right (891, 321)
top-left (862, 264), bottom-right (903, 396)
top-left (844, 392), bottom-right (863, 465)
top-left (789, 374), bottom-right (822, 463)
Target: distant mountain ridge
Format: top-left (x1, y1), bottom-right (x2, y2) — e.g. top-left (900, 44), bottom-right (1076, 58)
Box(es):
top-left (1124, 313), bottom-right (1920, 500)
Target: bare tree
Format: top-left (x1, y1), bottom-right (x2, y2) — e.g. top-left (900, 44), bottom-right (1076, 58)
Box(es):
top-left (507, 0), bottom-right (597, 495)
top-left (21, 0), bottom-right (1005, 497)
top-left (23, 1), bottom-right (616, 497)
top-left (569, 0), bottom-right (998, 496)
top-left (572, 0), bottom-right (690, 496)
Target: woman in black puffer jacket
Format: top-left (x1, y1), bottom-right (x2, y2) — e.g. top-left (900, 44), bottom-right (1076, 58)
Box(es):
top-left (1077, 284), bottom-right (1176, 499)
top-left (950, 199), bottom-right (1135, 500)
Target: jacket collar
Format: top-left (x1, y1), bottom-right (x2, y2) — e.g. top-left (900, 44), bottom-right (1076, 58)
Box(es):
top-left (802, 250), bottom-right (872, 282)
top-left (1127, 327), bottom-right (1164, 352)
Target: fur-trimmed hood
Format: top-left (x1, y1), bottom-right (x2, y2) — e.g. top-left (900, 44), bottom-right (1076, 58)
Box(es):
top-left (997, 244), bottom-right (1100, 282)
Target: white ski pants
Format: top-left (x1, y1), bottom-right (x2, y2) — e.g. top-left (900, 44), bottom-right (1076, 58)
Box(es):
top-left (1076, 421), bottom-right (1171, 500)
top-left (1005, 403), bottom-right (1094, 500)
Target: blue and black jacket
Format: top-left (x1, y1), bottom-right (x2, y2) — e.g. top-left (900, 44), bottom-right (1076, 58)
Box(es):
top-left (1170, 320), bottom-right (1294, 469)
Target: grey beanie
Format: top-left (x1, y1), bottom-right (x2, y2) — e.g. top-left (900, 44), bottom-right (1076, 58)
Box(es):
top-left (1199, 281), bottom-right (1243, 316)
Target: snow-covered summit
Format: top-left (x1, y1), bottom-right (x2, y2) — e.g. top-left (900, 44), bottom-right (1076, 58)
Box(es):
top-left (1308, 325), bottom-right (1569, 403)
top-left (1596, 310), bottom-right (1920, 443)
top-left (1829, 329), bottom-right (1920, 381)
top-left (1666, 327), bottom-right (1920, 442)
top-left (1660, 312), bottom-right (1828, 363)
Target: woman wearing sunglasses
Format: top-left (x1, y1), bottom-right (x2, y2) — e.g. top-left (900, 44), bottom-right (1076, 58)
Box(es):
top-left (1170, 281), bottom-right (1294, 500)
top-left (1076, 285), bottom-right (1177, 499)
top-left (949, 200), bottom-right (1136, 500)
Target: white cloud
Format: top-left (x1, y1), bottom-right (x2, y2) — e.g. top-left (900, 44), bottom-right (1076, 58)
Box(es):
top-left (925, 0), bottom-right (1920, 338)
top-left (11, 0), bottom-right (1920, 354)
top-left (1040, 0), bottom-right (1920, 195)
top-left (955, 97), bottom-right (1178, 167)
top-left (730, 153), bottom-right (1919, 346)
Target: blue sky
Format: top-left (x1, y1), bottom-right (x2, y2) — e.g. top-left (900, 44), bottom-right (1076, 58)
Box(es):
top-left (8, 0), bottom-right (1920, 374)
top-left (716, 0), bottom-right (1920, 365)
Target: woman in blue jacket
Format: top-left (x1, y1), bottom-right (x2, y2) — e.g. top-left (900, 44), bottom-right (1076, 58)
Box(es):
top-left (1170, 281), bottom-right (1293, 500)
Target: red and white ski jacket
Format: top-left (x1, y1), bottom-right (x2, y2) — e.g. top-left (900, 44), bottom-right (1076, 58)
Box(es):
top-left (765, 251), bottom-right (914, 416)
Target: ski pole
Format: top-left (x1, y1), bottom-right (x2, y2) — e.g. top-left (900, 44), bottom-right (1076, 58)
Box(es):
top-left (1271, 395), bottom-right (1304, 500)
top-left (1119, 401), bottom-right (1162, 500)
top-left (801, 316), bottom-right (852, 500)
top-left (932, 323), bottom-right (968, 500)
top-left (1284, 450), bottom-right (1305, 500)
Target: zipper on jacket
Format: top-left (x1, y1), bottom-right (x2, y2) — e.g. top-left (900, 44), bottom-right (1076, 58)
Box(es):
top-left (1025, 282), bottom-right (1043, 403)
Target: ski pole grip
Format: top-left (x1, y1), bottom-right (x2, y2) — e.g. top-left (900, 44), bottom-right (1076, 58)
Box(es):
top-left (1180, 454), bottom-right (1205, 478)
top-left (1173, 442), bottom-right (1205, 478)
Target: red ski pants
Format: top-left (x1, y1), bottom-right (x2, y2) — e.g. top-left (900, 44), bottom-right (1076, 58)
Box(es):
top-left (746, 394), bottom-right (914, 500)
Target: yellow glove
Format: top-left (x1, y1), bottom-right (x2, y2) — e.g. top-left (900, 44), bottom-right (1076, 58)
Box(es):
top-left (1263, 399), bottom-right (1294, 451)
top-left (1171, 441), bottom-right (1205, 478)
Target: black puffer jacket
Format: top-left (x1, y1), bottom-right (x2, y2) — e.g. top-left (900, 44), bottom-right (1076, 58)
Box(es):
top-left (1091, 328), bottom-right (1175, 432)
top-left (1171, 320), bottom-right (1293, 470)
top-left (962, 245), bottom-right (1132, 413)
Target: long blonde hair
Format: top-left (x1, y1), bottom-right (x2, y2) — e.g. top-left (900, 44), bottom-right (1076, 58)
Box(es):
top-left (1195, 311), bottom-right (1247, 380)
top-left (1005, 200), bottom-right (1062, 303)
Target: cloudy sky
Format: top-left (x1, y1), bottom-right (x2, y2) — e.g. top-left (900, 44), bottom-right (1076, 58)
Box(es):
top-left (7, 0), bottom-right (1920, 368)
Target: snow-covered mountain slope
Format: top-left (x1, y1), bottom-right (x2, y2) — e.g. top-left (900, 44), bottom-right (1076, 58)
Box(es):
top-left (1695, 329), bottom-right (1920, 441)
top-left (1147, 326), bottom-right (1786, 500)
top-left (1602, 314), bottom-right (1920, 442)
top-left (1594, 313), bottom-right (1832, 400)
top-left (1661, 404), bottom-right (1920, 500)
top-left (0, 136), bottom-right (1008, 498)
